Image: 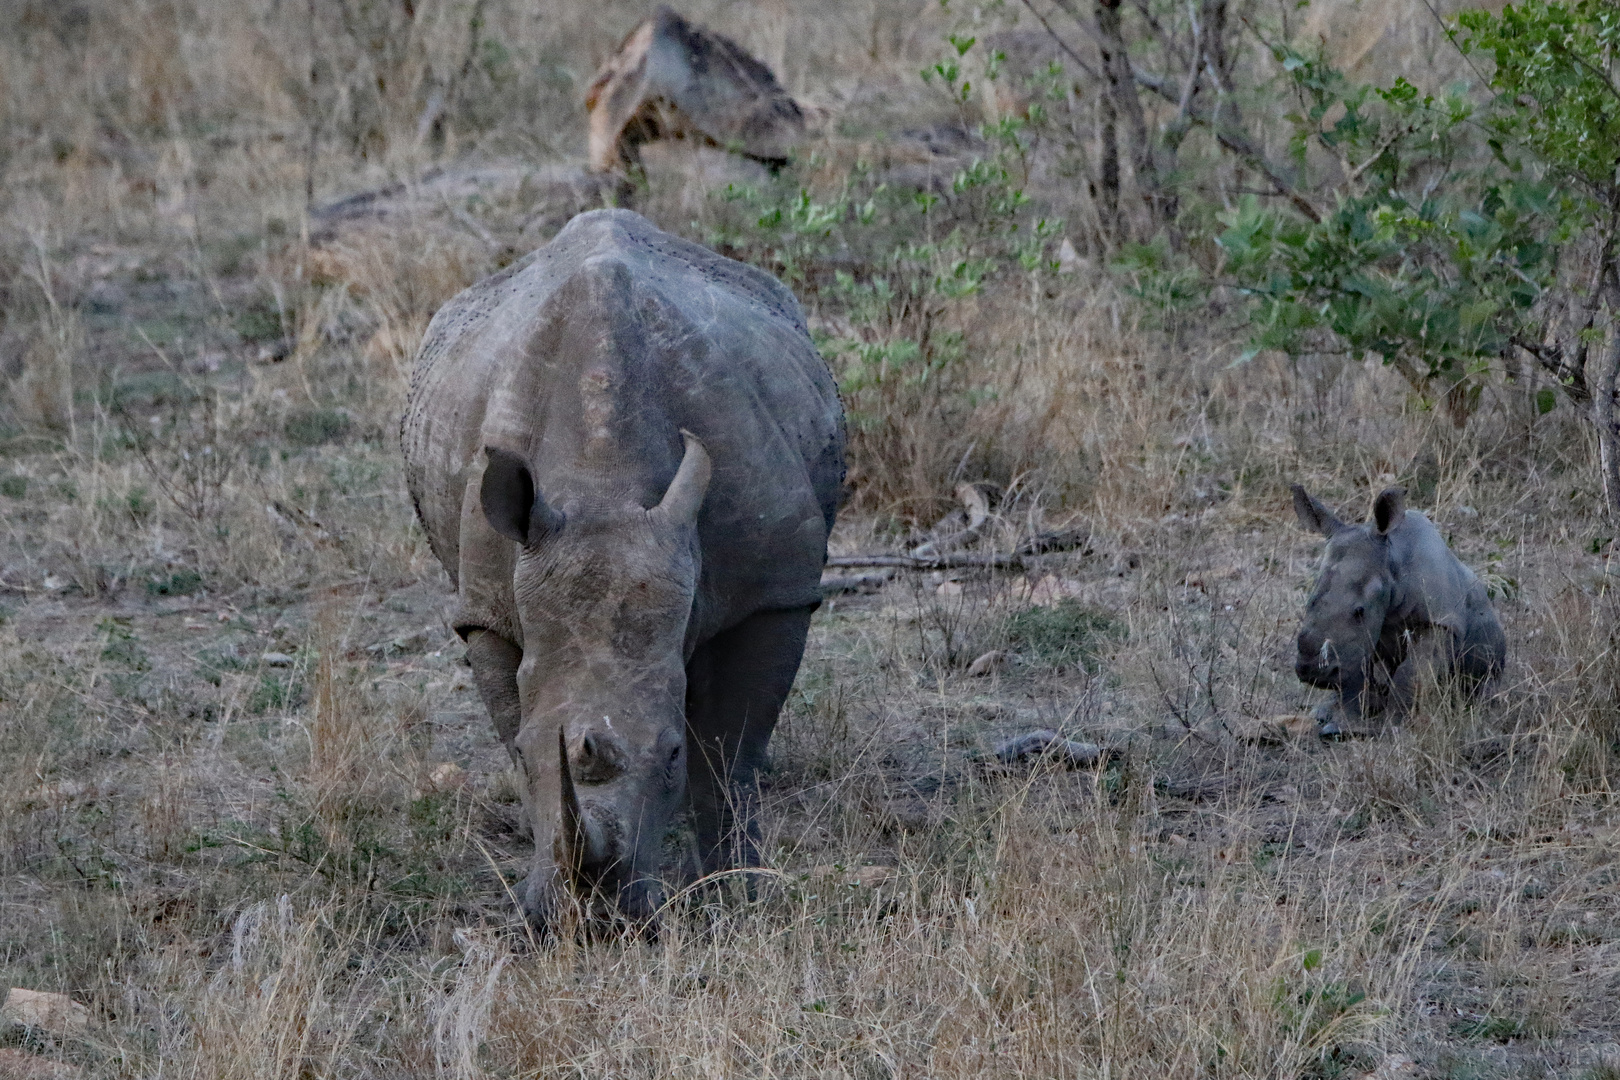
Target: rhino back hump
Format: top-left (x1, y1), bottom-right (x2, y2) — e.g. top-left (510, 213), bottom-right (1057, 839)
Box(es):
top-left (1389, 510), bottom-right (1484, 631)
top-left (403, 210), bottom-right (843, 631)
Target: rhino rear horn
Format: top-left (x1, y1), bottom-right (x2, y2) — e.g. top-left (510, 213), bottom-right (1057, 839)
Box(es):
top-left (1372, 486), bottom-right (1407, 535)
top-left (482, 447), bottom-right (565, 546)
top-left (650, 430), bottom-right (711, 526)
top-left (1291, 484), bottom-right (1344, 538)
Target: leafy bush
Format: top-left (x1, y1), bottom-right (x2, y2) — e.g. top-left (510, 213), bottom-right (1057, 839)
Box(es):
top-left (146, 568), bottom-right (203, 597)
top-left (233, 297), bottom-right (288, 344)
top-left (1215, 63), bottom-right (1566, 419)
top-left (284, 407), bottom-right (352, 448)
top-left (1003, 600), bottom-right (1119, 671)
top-left (706, 43), bottom-right (1065, 516)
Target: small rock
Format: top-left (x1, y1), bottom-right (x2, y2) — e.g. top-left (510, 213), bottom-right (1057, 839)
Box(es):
top-left (1354, 1053), bottom-right (1417, 1080)
top-left (41, 573), bottom-right (66, 592)
top-left (820, 571), bottom-right (891, 596)
top-left (966, 650), bottom-right (1004, 677)
top-left (261, 652), bottom-right (295, 667)
top-left (809, 864), bottom-right (896, 890)
top-left (427, 762), bottom-right (467, 793)
top-left (366, 628), bottom-right (432, 657)
top-left (853, 865), bottom-right (896, 889)
top-left (1057, 237), bottom-right (1086, 275)
top-left (1234, 714), bottom-right (1316, 745)
top-left (1027, 574), bottom-right (1084, 607)
top-left (256, 339), bottom-right (293, 364)
top-left (1, 989), bottom-right (89, 1037)
top-left (0, 1048), bottom-right (83, 1080)
top-left (935, 580), bottom-right (964, 597)
top-left (993, 729), bottom-right (1105, 768)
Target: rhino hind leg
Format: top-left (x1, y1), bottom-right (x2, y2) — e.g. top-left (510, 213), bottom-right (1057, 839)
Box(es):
top-left (683, 605), bottom-right (815, 876)
top-left (1461, 590), bottom-right (1508, 684)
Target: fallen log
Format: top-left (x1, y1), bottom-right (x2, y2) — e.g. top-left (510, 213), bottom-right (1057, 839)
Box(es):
top-left (825, 553), bottom-right (1027, 570)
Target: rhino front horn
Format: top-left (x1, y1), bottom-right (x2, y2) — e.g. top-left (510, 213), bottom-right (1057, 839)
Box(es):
top-left (650, 430), bottom-right (711, 526)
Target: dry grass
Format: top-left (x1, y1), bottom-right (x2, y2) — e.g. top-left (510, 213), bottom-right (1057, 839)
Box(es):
top-left (1, 2), bottom-right (1619, 1078)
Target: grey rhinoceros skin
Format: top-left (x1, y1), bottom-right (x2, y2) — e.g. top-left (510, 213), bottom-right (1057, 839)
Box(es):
top-left (1291, 485), bottom-right (1506, 732)
top-left (402, 209), bottom-right (844, 928)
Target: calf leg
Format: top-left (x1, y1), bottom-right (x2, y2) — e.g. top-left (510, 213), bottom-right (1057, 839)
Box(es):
top-left (684, 606), bottom-right (815, 875)
top-left (1388, 628), bottom-right (1457, 716)
top-left (1316, 666), bottom-right (1394, 736)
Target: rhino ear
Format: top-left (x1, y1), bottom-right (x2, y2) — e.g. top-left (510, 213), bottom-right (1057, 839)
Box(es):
top-left (1372, 486), bottom-right (1407, 535)
top-left (1292, 484), bottom-right (1344, 538)
top-left (482, 447), bottom-right (564, 546)
top-left (650, 430), bottom-right (711, 527)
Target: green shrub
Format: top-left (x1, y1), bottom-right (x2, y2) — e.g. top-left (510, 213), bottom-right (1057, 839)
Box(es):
top-left (146, 568), bottom-right (203, 597)
top-left (249, 673), bottom-right (301, 714)
top-left (703, 46), bottom-right (1066, 516)
top-left (234, 297), bottom-right (289, 343)
top-left (1003, 600), bottom-right (1119, 671)
top-left (284, 407), bottom-right (352, 447)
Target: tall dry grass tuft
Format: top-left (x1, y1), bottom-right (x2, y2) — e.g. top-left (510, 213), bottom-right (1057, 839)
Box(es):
top-left (182, 897), bottom-right (377, 1080)
top-left (4, 227), bottom-right (80, 432)
top-left (0, 3), bottom-right (1617, 1077)
top-left (439, 783), bottom-right (1435, 1078)
top-left (305, 223), bottom-right (486, 399)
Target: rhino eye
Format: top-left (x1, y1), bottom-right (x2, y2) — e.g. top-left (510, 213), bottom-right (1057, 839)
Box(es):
top-left (1351, 605), bottom-right (1366, 622)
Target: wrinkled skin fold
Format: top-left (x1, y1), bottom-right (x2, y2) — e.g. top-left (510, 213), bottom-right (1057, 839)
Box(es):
top-left (1291, 484), bottom-right (1506, 733)
top-left (402, 210), bottom-right (844, 930)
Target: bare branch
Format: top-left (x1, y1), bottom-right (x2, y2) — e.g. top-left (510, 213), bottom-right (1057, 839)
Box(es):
top-left (1018, 0), bottom-right (1102, 81)
top-left (826, 553), bottom-right (1029, 570)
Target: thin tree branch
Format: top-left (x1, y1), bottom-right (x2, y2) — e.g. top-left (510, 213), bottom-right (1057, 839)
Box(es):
top-left (1018, 0), bottom-right (1102, 81)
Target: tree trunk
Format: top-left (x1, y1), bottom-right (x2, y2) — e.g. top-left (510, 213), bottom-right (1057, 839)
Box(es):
top-left (1092, 0), bottom-right (1169, 229)
top-left (1595, 322), bottom-right (1620, 518)
top-left (1098, 91), bottom-right (1120, 238)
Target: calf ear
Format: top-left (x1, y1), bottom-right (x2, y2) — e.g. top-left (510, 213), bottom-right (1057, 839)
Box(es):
top-left (1291, 484), bottom-right (1344, 537)
top-left (482, 448), bottom-right (564, 546)
top-left (1372, 486), bottom-right (1407, 535)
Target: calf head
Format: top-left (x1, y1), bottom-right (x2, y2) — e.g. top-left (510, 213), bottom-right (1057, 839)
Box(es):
top-left (481, 432), bottom-right (711, 929)
top-left (1292, 485), bottom-right (1408, 713)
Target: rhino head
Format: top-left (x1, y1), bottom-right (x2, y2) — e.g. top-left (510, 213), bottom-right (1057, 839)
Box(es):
top-left (1291, 484), bottom-right (1409, 715)
top-left (480, 432), bottom-right (711, 929)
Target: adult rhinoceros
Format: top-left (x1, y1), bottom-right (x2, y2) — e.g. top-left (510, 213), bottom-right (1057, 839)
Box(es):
top-left (402, 209), bottom-right (844, 928)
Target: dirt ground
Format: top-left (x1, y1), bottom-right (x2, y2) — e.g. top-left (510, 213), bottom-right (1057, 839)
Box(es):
top-left (2, 1), bottom-right (1620, 1077)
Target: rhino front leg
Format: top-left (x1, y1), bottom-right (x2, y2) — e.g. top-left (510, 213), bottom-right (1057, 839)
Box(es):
top-left (1315, 665), bottom-right (1381, 736)
top-left (465, 628), bottom-right (566, 927)
top-left (464, 628), bottom-right (523, 756)
top-left (1388, 627), bottom-right (1460, 717)
top-left (684, 605), bottom-right (815, 876)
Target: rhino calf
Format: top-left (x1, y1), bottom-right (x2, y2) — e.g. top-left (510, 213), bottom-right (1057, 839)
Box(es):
top-left (403, 209), bottom-right (844, 929)
top-left (1291, 485), bottom-right (1505, 733)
